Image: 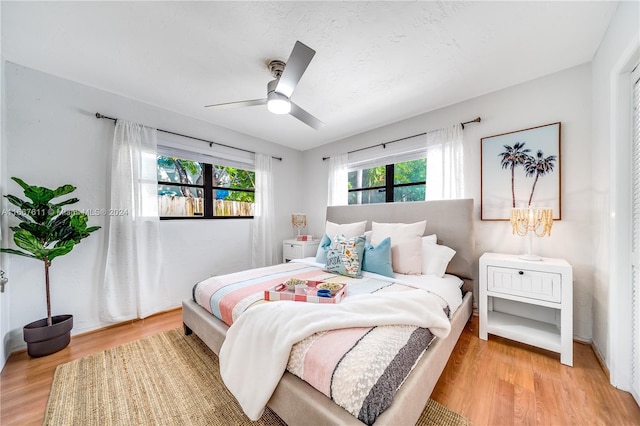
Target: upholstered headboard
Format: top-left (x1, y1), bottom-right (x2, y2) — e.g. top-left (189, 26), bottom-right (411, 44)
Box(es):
top-left (326, 199), bottom-right (475, 285)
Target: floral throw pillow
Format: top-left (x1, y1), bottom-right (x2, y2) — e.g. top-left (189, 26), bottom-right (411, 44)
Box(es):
top-left (323, 234), bottom-right (366, 278)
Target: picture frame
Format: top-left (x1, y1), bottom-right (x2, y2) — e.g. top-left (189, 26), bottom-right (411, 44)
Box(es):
top-left (481, 122), bottom-right (561, 221)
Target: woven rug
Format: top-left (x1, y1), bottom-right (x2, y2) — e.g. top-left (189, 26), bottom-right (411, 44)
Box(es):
top-left (44, 328), bottom-right (469, 426)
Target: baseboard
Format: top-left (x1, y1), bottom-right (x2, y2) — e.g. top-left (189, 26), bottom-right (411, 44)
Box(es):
top-left (72, 306), bottom-right (182, 339)
top-left (590, 341), bottom-right (610, 381)
top-left (8, 306), bottom-right (182, 357)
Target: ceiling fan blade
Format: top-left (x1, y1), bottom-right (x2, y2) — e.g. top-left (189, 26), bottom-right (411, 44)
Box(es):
top-left (289, 102), bottom-right (325, 130)
top-left (204, 98), bottom-right (267, 110)
top-left (275, 41), bottom-right (316, 98)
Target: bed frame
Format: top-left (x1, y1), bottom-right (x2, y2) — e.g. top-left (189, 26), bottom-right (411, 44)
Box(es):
top-left (182, 198), bottom-right (475, 425)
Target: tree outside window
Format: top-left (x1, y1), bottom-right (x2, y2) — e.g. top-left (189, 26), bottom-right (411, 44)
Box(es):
top-left (348, 158), bottom-right (426, 205)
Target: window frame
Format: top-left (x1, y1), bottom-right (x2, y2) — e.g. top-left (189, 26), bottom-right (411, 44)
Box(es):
top-left (157, 160), bottom-right (255, 220)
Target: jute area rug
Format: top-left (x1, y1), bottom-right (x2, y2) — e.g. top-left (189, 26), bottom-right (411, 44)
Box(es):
top-left (44, 328), bottom-right (469, 426)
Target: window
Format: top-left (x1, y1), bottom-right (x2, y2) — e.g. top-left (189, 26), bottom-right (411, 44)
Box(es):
top-left (348, 158), bottom-right (426, 205)
top-left (157, 155), bottom-right (255, 218)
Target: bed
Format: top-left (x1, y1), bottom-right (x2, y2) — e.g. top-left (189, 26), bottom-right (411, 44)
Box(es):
top-left (182, 198), bottom-right (475, 425)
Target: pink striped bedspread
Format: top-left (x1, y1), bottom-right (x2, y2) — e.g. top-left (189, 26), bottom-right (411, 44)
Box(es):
top-left (192, 260), bottom-right (459, 424)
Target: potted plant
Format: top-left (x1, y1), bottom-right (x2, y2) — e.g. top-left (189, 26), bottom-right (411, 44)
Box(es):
top-left (0, 177), bottom-right (100, 357)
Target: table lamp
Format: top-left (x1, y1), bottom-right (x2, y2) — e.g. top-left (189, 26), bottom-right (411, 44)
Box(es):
top-left (291, 213), bottom-right (307, 237)
top-left (510, 208), bottom-right (553, 261)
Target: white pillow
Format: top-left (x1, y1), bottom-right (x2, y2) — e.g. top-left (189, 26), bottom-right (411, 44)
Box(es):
top-left (325, 220), bottom-right (367, 239)
top-left (371, 221), bottom-right (426, 275)
top-left (422, 237), bottom-right (456, 277)
top-left (423, 234), bottom-right (437, 244)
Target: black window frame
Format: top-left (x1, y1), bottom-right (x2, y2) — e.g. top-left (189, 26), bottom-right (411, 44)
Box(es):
top-left (348, 162), bottom-right (426, 204)
top-left (157, 161), bottom-right (255, 220)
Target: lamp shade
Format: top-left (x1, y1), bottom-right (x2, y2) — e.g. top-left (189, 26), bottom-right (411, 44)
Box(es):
top-left (510, 208), bottom-right (553, 261)
top-left (291, 213), bottom-right (306, 227)
top-left (511, 208), bottom-right (553, 237)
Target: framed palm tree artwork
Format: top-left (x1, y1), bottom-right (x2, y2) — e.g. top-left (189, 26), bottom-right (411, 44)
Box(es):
top-left (481, 122), bottom-right (561, 220)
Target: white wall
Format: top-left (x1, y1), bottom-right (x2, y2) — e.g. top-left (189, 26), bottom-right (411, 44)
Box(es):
top-left (302, 64), bottom-right (594, 340)
top-left (591, 0), bottom-right (639, 388)
top-left (2, 62), bottom-right (303, 353)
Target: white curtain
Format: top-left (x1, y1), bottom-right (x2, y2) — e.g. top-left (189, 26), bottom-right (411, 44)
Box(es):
top-left (251, 153), bottom-right (277, 268)
top-left (327, 153), bottom-right (348, 206)
top-left (100, 120), bottom-right (170, 322)
top-left (425, 124), bottom-right (464, 200)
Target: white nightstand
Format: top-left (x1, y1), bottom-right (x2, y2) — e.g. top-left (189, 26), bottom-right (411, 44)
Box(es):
top-left (479, 252), bottom-right (573, 366)
top-left (282, 239), bottom-right (320, 263)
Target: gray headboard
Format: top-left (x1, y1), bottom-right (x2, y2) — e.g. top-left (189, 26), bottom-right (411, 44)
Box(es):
top-left (326, 199), bottom-right (475, 285)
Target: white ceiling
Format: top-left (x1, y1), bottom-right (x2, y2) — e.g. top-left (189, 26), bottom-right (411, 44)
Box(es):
top-left (2, 1), bottom-right (617, 151)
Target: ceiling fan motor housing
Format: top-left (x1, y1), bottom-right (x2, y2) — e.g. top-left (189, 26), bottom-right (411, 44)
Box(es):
top-left (268, 60), bottom-right (286, 78)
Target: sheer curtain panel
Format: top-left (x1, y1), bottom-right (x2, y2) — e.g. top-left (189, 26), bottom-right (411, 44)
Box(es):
top-left (101, 120), bottom-right (170, 322)
top-left (328, 153), bottom-right (348, 206)
top-left (425, 124), bottom-right (464, 200)
top-left (251, 153), bottom-right (277, 268)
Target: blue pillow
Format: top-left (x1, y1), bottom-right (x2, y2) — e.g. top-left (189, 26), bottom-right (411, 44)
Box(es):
top-left (315, 234), bottom-right (332, 264)
top-left (324, 235), bottom-right (366, 278)
top-left (362, 237), bottom-right (394, 278)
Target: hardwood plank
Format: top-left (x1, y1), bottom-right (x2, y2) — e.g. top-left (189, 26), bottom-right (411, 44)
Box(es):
top-left (432, 315), bottom-right (640, 426)
top-left (2, 310), bottom-right (639, 425)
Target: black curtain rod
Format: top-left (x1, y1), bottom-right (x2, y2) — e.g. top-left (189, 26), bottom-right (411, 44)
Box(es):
top-left (322, 117), bottom-right (481, 161)
top-left (95, 113), bottom-right (283, 161)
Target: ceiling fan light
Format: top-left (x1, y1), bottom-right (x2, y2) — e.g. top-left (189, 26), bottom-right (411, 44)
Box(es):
top-left (267, 92), bottom-right (291, 114)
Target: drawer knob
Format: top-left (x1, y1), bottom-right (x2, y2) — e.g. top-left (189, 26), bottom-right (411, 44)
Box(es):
top-left (518, 271), bottom-right (524, 275)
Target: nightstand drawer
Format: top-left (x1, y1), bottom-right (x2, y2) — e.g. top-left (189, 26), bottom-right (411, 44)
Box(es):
top-left (487, 266), bottom-right (561, 303)
top-left (283, 239), bottom-right (320, 262)
top-left (283, 243), bottom-right (303, 261)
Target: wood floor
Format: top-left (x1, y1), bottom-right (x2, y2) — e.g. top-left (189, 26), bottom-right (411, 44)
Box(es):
top-left (1, 310), bottom-right (639, 426)
top-left (432, 316), bottom-right (640, 426)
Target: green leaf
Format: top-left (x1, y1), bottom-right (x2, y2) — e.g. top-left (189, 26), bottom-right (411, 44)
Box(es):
top-left (13, 230), bottom-right (45, 259)
top-left (5, 194), bottom-right (31, 211)
top-left (53, 198), bottom-right (79, 208)
top-left (17, 222), bottom-right (50, 240)
top-left (7, 207), bottom-right (34, 224)
top-left (11, 177), bottom-right (31, 191)
top-left (52, 184), bottom-right (76, 198)
top-left (0, 248), bottom-right (38, 260)
top-left (69, 211), bottom-right (89, 229)
top-left (46, 241), bottom-right (76, 262)
top-left (23, 186), bottom-right (55, 204)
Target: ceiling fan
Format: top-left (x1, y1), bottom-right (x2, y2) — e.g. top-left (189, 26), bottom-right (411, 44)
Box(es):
top-left (205, 41), bottom-right (325, 130)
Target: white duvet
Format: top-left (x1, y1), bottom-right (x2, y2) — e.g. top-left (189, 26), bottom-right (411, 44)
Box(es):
top-left (219, 287), bottom-right (451, 421)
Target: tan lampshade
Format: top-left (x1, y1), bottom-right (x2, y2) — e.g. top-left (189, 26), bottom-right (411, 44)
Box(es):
top-left (291, 213), bottom-right (307, 229)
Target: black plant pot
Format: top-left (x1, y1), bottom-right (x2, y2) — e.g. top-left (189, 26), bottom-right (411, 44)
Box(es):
top-left (23, 314), bottom-right (73, 358)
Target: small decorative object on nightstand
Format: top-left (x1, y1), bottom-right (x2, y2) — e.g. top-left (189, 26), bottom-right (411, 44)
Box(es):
top-left (283, 239), bottom-right (319, 263)
top-left (479, 252), bottom-right (573, 366)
